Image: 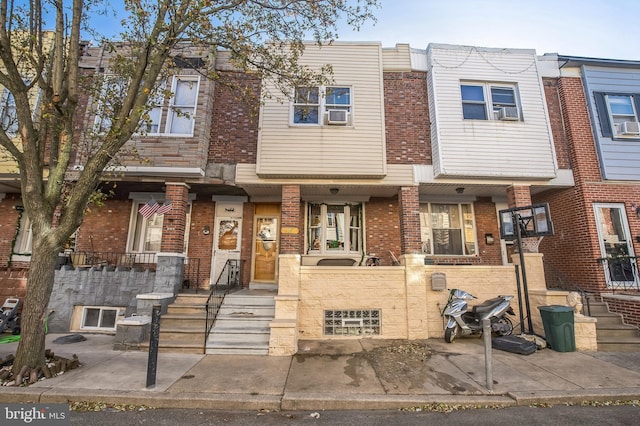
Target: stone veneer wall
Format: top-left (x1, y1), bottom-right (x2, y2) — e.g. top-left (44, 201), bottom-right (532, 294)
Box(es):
top-left (48, 267), bottom-right (155, 333)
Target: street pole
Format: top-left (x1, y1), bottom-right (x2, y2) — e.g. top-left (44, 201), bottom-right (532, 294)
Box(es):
top-left (146, 304), bottom-right (161, 388)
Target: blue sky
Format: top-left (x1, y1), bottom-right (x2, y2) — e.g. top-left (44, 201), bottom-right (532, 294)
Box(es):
top-left (335, 0), bottom-right (640, 60)
top-left (82, 0), bottom-right (640, 61)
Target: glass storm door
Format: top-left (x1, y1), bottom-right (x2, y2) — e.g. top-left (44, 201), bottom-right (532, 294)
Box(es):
top-left (252, 204), bottom-right (280, 283)
top-left (594, 204), bottom-right (639, 288)
top-left (211, 203), bottom-right (243, 286)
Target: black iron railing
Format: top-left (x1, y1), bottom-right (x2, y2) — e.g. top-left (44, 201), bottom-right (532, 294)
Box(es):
top-left (597, 256), bottom-right (640, 292)
top-left (64, 251), bottom-right (158, 270)
top-left (62, 251), bottom-right (206, 292)
top-left (205, 259), bottom-right (242, 349)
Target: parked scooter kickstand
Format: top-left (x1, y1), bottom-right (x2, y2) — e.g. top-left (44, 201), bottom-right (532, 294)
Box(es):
top-left (441, 289), bottom-right (515, 343)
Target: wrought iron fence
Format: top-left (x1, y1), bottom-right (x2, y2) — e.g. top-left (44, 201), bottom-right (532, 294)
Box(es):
top-left (597, 256), bottom-right (640, 292)
top-left (205, 259), bottom-right (242, 349)
top-left (61, 251), bottom-right (206, 291)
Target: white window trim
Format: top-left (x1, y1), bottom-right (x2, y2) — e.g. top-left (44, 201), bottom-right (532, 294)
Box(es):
top-left (605, 94), bottom-right (640, 137)
top-left (126, 199), bottom-right (192, 255)
top-left (290, 85), bottom-right (353, 126)
top-left (80, 306), bottom-right (123, 331)
top-left (95, 74), bottom-right (199, 137)
top-left (461, 82), bottom-right (521, 121)
top-left (306, 202), bottom-right (362, 255)
top-left (163, 75), bottom-right (200, 137)
top-left (420, 202), bottom-right (478, 256)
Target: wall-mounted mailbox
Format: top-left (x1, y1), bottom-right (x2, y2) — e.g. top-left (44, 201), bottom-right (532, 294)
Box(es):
top-left (431, 272), bottom-right (446, 291)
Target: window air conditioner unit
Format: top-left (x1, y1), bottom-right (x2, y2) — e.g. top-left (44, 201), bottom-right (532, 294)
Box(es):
top-left (326, 109), bottom-right (349, 125)
top-left (498, 106), bottom-right (520, 121)
top-left (618, 121), bottom-right (640, 135)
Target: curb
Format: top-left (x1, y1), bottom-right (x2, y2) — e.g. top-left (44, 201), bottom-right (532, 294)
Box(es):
top-left (508, 388), bottom-right (640, 405)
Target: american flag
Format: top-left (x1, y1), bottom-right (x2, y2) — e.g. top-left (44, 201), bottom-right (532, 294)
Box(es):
top-left (156, 199), bottom-right (173, 215)
top-left (138, 199), bottom-right (159, 218)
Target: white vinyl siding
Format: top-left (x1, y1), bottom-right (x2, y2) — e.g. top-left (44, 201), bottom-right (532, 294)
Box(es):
top-left (427, 45), bottom-right (557, 179)
top-left (583, 66), bottom-right (640, 181)
top-left (257, 43), bottom-right (386, 178)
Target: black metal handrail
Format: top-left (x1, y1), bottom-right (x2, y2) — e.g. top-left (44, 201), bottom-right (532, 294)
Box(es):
top-left (596, 256), bottom-right (640, 293)
top-left (205, 259), bottom-right (242, 349)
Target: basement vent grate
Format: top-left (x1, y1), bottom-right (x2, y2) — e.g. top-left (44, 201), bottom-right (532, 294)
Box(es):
top-left (324, 309), bottom-right (380, 336)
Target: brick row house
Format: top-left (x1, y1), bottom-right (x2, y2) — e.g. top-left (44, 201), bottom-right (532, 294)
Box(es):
top-left (1, 39), bottom-right (638, 353)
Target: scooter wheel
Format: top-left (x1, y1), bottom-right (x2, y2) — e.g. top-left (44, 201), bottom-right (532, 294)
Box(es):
top-left (444, 325), bottom-right (459, 343)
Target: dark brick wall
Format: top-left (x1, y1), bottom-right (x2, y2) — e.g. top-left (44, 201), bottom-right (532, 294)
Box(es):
top-left (208, 72), bottom-right (261, 164)
top-left (384, 72), bottom-right (431, 165)
top-left (474, 197), bottom-right (503, 265)
top-left (543, 78), bottom-right (572, 170)
top-left (365, 196), bottom-right (402, 266)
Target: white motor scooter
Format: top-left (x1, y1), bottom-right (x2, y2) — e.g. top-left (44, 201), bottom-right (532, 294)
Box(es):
top-left (441, 289), bottom-right (515, 343)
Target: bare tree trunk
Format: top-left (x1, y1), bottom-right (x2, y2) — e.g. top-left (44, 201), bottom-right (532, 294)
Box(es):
top-left (12, 244), bottom-right (58, 375)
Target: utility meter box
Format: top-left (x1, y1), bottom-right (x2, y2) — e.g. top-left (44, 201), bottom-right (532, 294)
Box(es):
top-left (431, 272), bottom-right (446, 291)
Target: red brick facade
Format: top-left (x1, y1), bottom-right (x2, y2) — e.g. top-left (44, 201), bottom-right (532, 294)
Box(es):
top-left (364, 196), bottom-right (402, 266)
top-left (384, 72), bottom-right (431, 165)
top-left (208, 72), bottom-right (261, 164)
top-left (161, 184), bottom-right (190, 253)
top-left (280, 185), bottom-right (301, 254)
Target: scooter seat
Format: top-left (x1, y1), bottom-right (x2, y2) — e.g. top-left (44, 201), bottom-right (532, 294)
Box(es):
top-left (472, 296), bottom-right (505, 315)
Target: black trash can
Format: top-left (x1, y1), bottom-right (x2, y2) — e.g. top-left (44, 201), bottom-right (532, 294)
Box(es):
top-left (538, 305), bottom-right (575, 352)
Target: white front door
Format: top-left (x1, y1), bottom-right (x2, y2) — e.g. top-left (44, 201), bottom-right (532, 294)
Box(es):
top-left (594, 203), bottom-right (639, 288)
top-left (211, 203), bottom-right (243, 286)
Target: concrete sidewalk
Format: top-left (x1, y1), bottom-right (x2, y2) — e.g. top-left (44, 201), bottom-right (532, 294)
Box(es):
top-left (1, 334), bottom-right (640, 410)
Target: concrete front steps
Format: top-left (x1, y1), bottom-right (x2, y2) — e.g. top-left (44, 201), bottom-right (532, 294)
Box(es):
top-left (587, 301), bottom-right (640, 352)
top-left (141, 293), bottom-right (209, 354)
top-left (205, 289), bottom-right (276, 355)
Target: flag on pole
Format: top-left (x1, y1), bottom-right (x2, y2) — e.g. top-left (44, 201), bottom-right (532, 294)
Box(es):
top-left (156, 199), bottom-right (173, 215)
top-left (138, 199), bottom-right (159, 218)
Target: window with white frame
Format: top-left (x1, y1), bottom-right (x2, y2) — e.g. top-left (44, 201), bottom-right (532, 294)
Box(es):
top-left (94, 75), bottom-right (199, 136)
top-left (0, 87), bottom-right (18, 134)
top-left (13, 211), bottom-right (32, 257)
top-left (292, 86), bottom-right (352, 125)
top-left (166, 76), bottom-right (199, 135)
top-left (420, 203), bottom-right (477, 256)
top-left (128, 202), bottom-right (191, 253)
top-left (461, 82), bottom-right (520, 121)
top-left (80, 306), bottom-right (122, 331)
top-left (307, 203), bottom-right (361, 254)
top-left (593, 92), bottom-right (640, 138)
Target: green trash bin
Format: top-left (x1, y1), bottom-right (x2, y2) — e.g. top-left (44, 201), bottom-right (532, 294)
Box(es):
top-left (538, 305), bottom-right (575, 352)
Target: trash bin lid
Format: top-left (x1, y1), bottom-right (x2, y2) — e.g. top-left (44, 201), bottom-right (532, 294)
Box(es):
top-left (538, 305), bottom-right (574, 313)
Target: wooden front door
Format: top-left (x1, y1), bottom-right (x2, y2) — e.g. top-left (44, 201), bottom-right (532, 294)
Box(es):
top-left (252, 204), bottom-right (280, 283)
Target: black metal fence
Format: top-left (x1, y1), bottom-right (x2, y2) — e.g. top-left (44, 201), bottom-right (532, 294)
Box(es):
top-left (61, 251), bottom-right (206, 290)
top-left (597, 256), bottom-right (640, 292)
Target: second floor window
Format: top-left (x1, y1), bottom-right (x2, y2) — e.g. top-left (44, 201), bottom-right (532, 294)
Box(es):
top-left (461, 83), bottom-right (520, 121)
top-left (95, 75), bottom-right (199, 136)
top-left (0, 88), bottom-right (18, 135)
top-left (593, 92), bottom-right (640, 139)
top-left (292, 86), bottom-right (352, 125)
